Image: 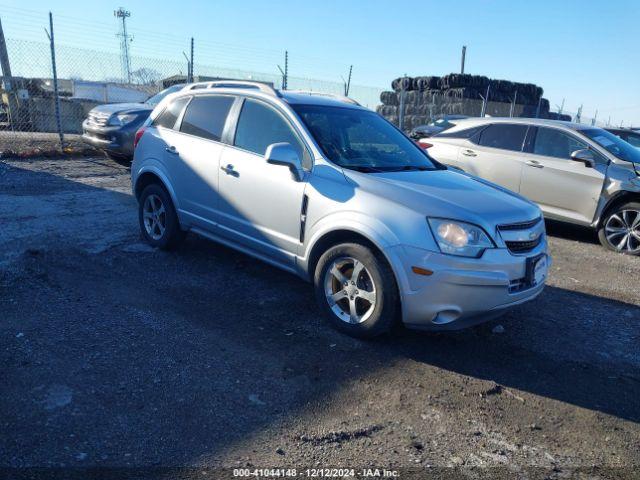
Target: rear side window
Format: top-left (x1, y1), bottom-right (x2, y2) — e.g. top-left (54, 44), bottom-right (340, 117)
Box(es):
top-left (152, 96), bottom-right (189, 129)
top-left (234, 99), bottom-right (307, 164)
top-left (478, 124), bottom-right (528, 151)
top-left (533, 127), bottom-right (588, 159)
top-left (435, 125), bottom-right (486, 140)
top-left (180, 95), bottom-right (234, 141)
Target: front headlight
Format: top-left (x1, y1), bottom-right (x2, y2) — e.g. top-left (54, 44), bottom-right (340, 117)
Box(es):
top-left (108, 113), bottom-right (139, 126)
top-left (427, 218), bottom-right (494, 257)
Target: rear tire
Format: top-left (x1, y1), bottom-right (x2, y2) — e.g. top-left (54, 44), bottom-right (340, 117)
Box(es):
top-left (138, 184), bottom-right (186, 250)
top-left (597, 202), bottom-right (640, 255)
top-left (314, 242), bottom-right (399, 339)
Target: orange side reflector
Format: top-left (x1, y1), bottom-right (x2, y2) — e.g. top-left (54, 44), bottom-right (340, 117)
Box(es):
top-left (411, 266), bottom-right (434, 276)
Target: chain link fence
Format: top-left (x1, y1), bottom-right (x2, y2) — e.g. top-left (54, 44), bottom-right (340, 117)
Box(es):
top-left (0, 11), bottom-right (383, 150)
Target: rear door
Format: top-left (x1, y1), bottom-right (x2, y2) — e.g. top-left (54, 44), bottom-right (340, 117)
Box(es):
top-left (457, 123), bottom-right (529, 192)
top-left (519, 126), bottom-right (608, 224)
top-left (426, 125), bottom-right (485, 170)
top-left (163, 94), bottom-right (235, 230)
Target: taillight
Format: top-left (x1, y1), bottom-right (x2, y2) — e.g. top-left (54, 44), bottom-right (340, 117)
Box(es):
top-left (134, 127), bottom-right (146, 149)
top-left (417, 140), bottom-right (433, 149)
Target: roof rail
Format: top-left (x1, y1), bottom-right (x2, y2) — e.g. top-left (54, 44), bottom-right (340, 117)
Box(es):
top-left (285, 90), bottom-right (360, 106)
top-left (184, 80), bottom-right (281, 97)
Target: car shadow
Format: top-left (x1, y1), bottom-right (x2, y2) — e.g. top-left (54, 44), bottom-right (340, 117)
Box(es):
top-left (544, 219), bottom-right (600, 245)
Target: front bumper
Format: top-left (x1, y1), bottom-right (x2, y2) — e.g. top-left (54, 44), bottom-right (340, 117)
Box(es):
top-left (81, 120), bottom-right (137, 158)
top-left (387, 240), bottom-right (550, 331)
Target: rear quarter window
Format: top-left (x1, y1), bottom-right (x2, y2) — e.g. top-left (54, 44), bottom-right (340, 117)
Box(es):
top-left (152, 96), bottom-right (190, 129)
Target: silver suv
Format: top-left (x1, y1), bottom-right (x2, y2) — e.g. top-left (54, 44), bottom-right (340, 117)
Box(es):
top-left (131, 81), bottom-right (549, 338)
top-left (425, 118), bottom-right (640, 255)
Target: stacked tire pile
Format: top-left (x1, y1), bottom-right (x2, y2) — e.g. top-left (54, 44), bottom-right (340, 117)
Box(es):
top-left (376, 74), bottom-right (552, 131)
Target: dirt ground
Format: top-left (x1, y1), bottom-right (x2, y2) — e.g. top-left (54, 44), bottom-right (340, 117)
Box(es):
top-left (1, 157), bottom-right (639, 480)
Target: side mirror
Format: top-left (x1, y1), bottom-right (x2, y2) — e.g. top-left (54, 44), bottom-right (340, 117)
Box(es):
top-left (570, 149), bottom-right (595, 168)
top-left (265, 142), bottom-right (304, 181)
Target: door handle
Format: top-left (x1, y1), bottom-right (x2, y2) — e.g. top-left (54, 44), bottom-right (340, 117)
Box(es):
top-left (221, 164), bottom-right (239, 176)
top-left (461, 149), bottom-right (477, 157)
top-left (525, 160), bottom-right (544, 168)
top-left (165, 146), bottom-right (178, 154)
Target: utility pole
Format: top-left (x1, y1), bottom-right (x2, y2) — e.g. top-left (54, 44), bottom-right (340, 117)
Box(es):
top-left (190, 37), bottom-right (194, 82)
top-left (114, 8), bottom-right (132, 83)
top-left (556, 98), bottom-right (565, 116)
top-left (535, 96), bottom-right (542, 118)
top-left (343, 65), bottom-right (353, 97)
top-left (284, 51), bottom-right (288, 90)
top-left (277, 51), bottom-right (288, 90)
top-left (479, 83), bottom-right (490, 117)
top-left (460, 45), bottom-right (466, 74)
top-left (509, 89), bottom-right (518, 117)
top-left (45, 12), bottom-right (63, 148)
top-left (591, 109), bottom-right (598, 126)
top-left (182, 51), bottom-right (190, 82)
top-left (0, 17), bottom-right (12, 90)
top-left (575, 104), bottom-right (582, 124)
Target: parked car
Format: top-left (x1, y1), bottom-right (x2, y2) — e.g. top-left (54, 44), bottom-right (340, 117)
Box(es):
top-left (82, 84), bottom-right (185, 163)
top-left (131, 81), bottom-right (549, 338)
top-left (409, 115), bottom-right (468, 139)
top-left (425, 118), bottom-right (640, 255)
top-left (607, 127), bottom-right (640, 149)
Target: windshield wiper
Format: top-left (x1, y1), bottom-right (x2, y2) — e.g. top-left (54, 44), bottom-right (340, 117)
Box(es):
top-left (381, 165), bottom-right (431, 172)
top-left (343, 165), bottom-right (386, 173)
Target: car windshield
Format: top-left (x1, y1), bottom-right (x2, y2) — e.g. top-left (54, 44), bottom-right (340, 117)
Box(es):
top-left (431, 118), bottom-right (453, 128)
top-left (580, 128), bottom-right (640, 164)
top-left (292, 104), bottom-right (439, 172)
top-left (145, 84), bottom-right (184, 106)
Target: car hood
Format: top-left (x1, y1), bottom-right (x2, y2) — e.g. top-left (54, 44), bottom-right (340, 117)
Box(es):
top-left (89, 102), bottom-right (152, 116)
top-left (344, 168), bottom-right (540, 231)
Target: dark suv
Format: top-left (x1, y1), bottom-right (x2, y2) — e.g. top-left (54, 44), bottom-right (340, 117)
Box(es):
top-left (82, 84), bottom-right (184, 163)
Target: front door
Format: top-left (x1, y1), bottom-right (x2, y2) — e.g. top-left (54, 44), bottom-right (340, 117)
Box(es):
top-left (520, 126), bottom-right (607, 225)
top-left (217, 98), bottom-right (309, 266)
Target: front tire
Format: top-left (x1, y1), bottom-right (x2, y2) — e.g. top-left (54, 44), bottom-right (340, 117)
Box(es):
top-left (138, 184), bottom-right (186, 250)
top-left (597, 202), bottom-right (640, 255)
top-left (314, 243), bottom-right (399, 338)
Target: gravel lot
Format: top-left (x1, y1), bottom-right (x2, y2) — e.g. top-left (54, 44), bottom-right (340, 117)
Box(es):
top-left (1, 157), bottom-right (639, 479)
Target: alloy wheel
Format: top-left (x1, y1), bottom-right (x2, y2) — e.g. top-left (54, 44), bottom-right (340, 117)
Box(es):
top-left (604, 209), bottom-right (640, 253)
top-left (324, 256), bottom-right (377, 324)
top-left (142, 194), bottom-right (166, 241)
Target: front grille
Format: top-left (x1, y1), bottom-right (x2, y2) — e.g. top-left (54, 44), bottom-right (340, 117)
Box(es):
top-left (498, 217), bottom-right (541, 231)
top-left (505, 237), bottom-right (542, 254)
top-left (87, 111), bottom-right (110, 127)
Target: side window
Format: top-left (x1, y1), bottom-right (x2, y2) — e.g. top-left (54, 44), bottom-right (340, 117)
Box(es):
top-left (180, 95), bottom-right (234, 141)
top-left (435, 125), bottom-right (486, 140)
top-left (478, 124), bottom-right (528, 151)
top-left (152, 96), bottom-right (189, 129)
top-left (533, 127), bottom-right (589, 159)
top-left (234, 99), bottom-right (308, 167)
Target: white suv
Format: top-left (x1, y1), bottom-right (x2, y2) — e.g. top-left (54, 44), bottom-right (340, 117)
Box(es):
top-left (131, 81), bottom-right (549, 338)
top-left (425, 118), bottom-right (640, 255)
